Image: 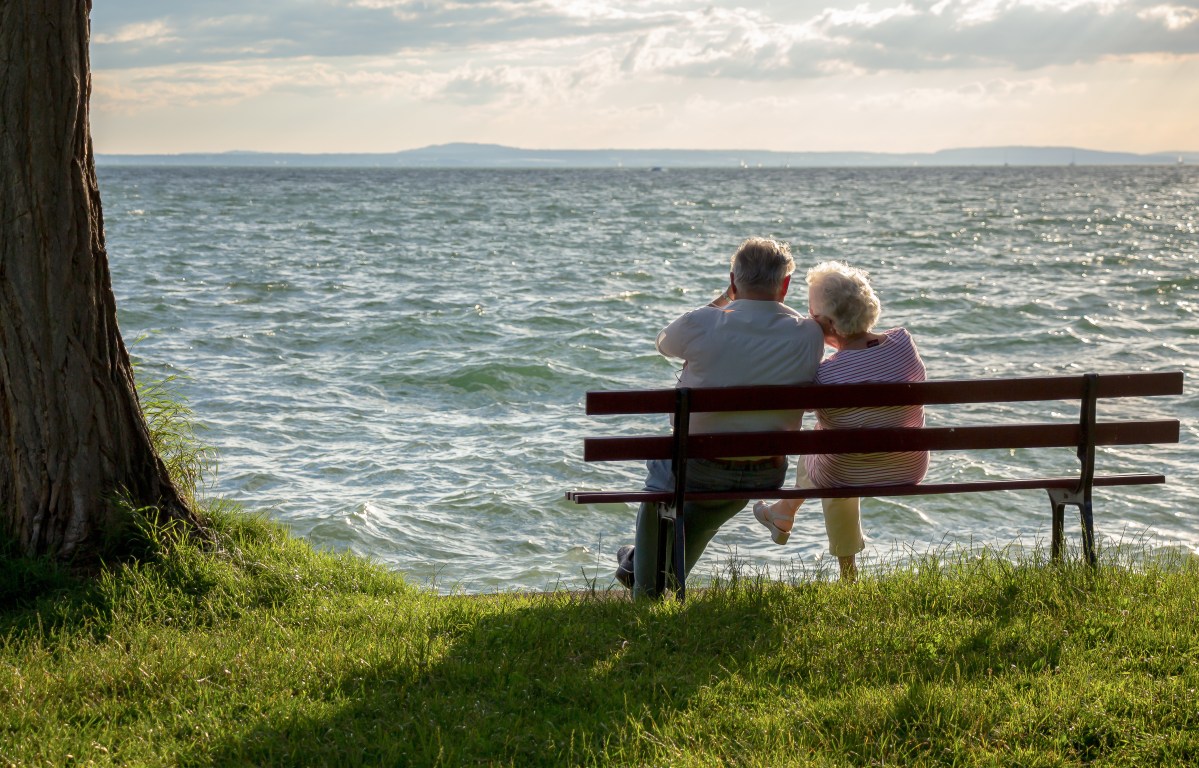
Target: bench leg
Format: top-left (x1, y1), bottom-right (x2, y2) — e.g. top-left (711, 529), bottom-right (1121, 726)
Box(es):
top-left (647, 503), bottom-right (689, 601)
top-left (654, 504), bottom-right (671, 597)
top-left (672, 510), bottom-right (687, 601)
top-left (1079, 500), bottom-right (1097, 566)
top-left (1050, 497), bottom-right (1066, 562)
top-left (1046, 489), bottom-right (1098, 566)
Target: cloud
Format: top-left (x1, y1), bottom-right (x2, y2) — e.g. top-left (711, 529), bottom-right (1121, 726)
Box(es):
top-left (1139, 3), bottom-right (1199, 29)
top-left (842, 0), bottom-right (1199, 71)
top-left (88, 0), bottom-right (1199, 106)
top-left (92, 20), bottom-right (179, 46)
top-left (90, 0), bottom-right (671, 68)
top-left (93, 61), bottom-right (340, 112)
top-left (848, 75), bottom-right (1062, 112)
top-left (91, 0), bottom-right (1199, 70)
top-left (436, 66), bottom-right (529, 105)
top-left (653, 0), bottom-right (1199, 79)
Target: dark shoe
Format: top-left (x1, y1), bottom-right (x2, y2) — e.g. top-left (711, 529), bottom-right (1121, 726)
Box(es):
top-left (614, 545), bottom-right (635, 589)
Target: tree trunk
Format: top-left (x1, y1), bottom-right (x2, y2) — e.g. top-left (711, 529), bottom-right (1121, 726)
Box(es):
top-left (0, 0), bottom-right (199, 560)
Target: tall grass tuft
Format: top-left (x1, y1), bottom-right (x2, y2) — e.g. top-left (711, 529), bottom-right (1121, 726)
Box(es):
top-left (135, 369), bottom-right (215, 508)
top-left (80, 360), bottom-right (222, 563)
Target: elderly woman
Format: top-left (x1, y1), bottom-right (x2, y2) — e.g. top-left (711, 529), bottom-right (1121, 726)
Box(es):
top-left (753, 260), bottom-right (928, 580)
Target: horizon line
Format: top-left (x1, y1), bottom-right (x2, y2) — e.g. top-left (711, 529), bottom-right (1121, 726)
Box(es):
top-left (95, 142), bottom-right (1199, 157)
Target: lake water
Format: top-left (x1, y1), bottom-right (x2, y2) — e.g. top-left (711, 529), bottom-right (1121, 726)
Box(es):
top-left (98, 165), bottom-right (1198, 593)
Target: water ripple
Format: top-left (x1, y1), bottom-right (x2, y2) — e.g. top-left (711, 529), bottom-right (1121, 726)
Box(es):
top-left (103, 166), bottom-right (1199, 593)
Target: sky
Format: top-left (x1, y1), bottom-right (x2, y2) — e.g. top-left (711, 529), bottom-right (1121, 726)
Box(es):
top-left (89, 0), bottom-right (1199, 155)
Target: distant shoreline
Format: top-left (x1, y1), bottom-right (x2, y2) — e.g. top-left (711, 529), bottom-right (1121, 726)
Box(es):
top-left (96, 142), bottom-right (1197, 169)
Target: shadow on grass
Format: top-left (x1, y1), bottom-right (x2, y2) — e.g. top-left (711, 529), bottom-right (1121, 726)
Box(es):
top-left (195, 582), bottom-right (799, 766)
top-left (0, 543), bottom-right (106, 638)
top-left (194, 559), bottom-right (1091, 767)
top-left (12, 535), bottom-right (1178, 766)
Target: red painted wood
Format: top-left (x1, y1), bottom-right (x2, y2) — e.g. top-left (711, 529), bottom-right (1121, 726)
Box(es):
top-left (585, 371), bottom-right (1183, 415)
top-left (572, 372), bottom-right (1181, 516)
top-left (582, 420), bottom-right (1179, 462)
top-left (565, 473), bottom-right (1165, 504)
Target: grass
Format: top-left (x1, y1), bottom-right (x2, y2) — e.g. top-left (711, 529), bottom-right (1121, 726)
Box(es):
top-left (1, 521), bottom-right (1197, 766)
top-left (1, 368), bottom-right (1195, 766)
top-left (133, 359), bottom-right (215, 512)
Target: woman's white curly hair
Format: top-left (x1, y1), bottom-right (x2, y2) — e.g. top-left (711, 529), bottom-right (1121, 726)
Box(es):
top-left (807, 261), bottom-right (880, 336)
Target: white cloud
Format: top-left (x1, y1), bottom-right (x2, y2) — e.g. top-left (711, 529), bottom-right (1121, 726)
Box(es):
top-left (1139, 3), bottom-right (1199, 29)
top-left (87, 0), bottom-right (1199, 154)
top-left (90, 1), bottom-right (1199, 77)
top-left (92, 20), bottom-right (178, 46)
top-left (93, 61), bottom-right (355, 112)
top-left (845, 75), bottom-right (1064, 112)
top-left (85, 0), bottom-right (1199, 124)
top-left (813, 2), bottom-right (921, 28)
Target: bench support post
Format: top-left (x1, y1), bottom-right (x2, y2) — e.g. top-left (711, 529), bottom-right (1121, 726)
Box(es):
top-left (1046, 373), bottom-right (1099, 565)
top-left (663, 388), bottom-right (692, 600)
top-left (653, 503), bottom-right (673, 598)
top-left (1050, 497), bottom-right (1065, 561)
top-left (1047, 490), bottom-right (1096, 565)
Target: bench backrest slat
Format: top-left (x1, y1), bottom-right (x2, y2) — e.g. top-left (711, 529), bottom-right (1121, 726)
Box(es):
top-left (582, 419), bottom-right (1181, 462)
top-left (585, 371), bottom-right (1183, 416)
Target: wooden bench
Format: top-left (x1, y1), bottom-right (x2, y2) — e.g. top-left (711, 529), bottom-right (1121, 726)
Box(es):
top-left (566, 371), bottom-right (1183, 599)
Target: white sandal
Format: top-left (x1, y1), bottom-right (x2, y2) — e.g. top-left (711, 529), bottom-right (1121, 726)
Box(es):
top-left (753, 501), bottom-right (793, 545)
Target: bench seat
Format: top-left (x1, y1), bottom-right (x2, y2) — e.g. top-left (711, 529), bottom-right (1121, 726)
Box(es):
top-left (566, 472), bottom-right (1165, 505)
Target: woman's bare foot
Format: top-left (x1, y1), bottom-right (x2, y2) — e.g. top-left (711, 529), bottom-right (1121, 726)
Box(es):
top-left (838, 555), bottom-right (858, 582)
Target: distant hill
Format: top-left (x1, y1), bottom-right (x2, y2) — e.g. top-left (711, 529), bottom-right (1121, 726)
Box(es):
top-left (96, 143), bottom-right (1199, 168)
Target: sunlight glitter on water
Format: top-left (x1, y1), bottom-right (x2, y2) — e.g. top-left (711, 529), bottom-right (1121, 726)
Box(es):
top-left (103, 165), bottom-right (1198, 593)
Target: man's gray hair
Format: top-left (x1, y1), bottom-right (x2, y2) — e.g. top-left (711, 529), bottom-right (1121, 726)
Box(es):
top-left (807, 260), bottom-right (881, 336)
top-left (730, 237), bottom-right (794, 294)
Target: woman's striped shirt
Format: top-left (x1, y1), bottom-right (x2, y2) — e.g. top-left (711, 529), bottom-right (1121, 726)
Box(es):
top-left (804, 327), bottom-right (930, 487)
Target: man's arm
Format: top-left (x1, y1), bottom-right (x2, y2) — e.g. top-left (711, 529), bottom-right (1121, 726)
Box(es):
top-left (658, 282), bottom-right (735, 358)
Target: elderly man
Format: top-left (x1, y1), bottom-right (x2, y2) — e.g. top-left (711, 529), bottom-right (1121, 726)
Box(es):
top-left (617, 237), bottom-right (824, 599)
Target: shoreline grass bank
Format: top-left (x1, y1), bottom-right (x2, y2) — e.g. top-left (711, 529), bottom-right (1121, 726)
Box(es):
top-left (2, 505), bottom-right (1197, 767)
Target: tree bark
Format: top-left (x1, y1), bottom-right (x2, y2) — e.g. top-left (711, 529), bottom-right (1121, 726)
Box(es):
top-left (1, 0), bottom-right (199, 560)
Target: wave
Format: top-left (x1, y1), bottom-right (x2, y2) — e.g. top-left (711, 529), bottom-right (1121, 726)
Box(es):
top-left (104, 165), bottom-right (1199, 593)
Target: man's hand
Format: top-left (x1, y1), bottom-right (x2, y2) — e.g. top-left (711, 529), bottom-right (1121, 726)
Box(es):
top-left (708, 280), bottom-right (736, 308)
